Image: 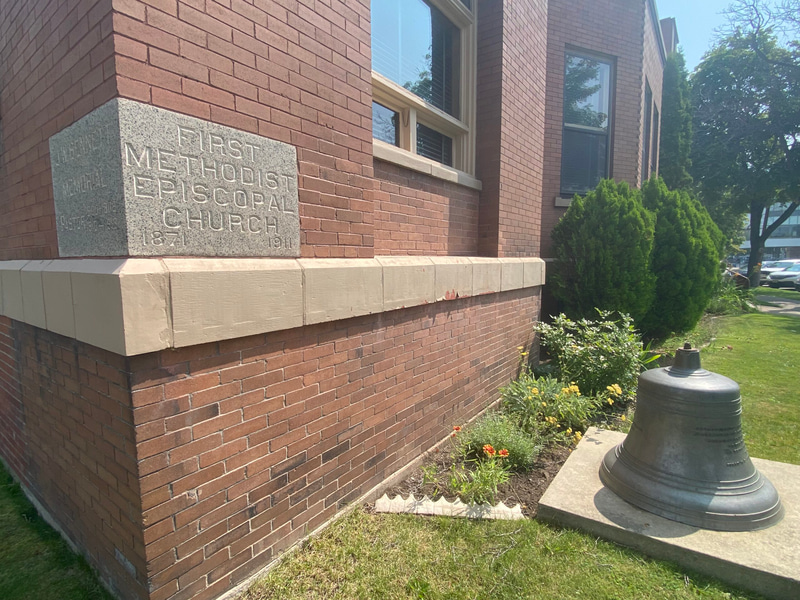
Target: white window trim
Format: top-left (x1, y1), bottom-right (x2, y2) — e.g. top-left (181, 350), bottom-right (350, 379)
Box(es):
top-left (371, 0), bottom-right (477, 180)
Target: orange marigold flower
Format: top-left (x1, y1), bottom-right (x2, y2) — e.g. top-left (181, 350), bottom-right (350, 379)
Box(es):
top-left (483, 444), bottom-right (496, 456)
top-left (451, 432), bottom-right (457, 438)
top-left (453, 425), bottom-right (462, 432)
top-left (498, 449), bottom-right (509, 458)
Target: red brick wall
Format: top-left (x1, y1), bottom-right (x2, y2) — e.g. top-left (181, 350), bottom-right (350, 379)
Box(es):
top-left (0, 317), bottom-right (25, 477)
top-left (494, 0), bottom-right (547, 257)
top-left (0, 0), bottom-right (375, 261)
top-left (476, 0), bottom-right (548, 257)
top-left (0, 0), bottom-right (116, 261)
top-left (110, 0), bottom-right (375, 259)
top-left (0, 319), bottom-right (147, 600)
top-left (476, 0), bottom-right (504, 255)
top-left (372, 160), bottom-right (480, 255)
top-left (642, 0), bottom-right (664, 178)
top-left (540, 0), bottom-right (652, 257)
top-left (132, 290), bottom-right (540, 599)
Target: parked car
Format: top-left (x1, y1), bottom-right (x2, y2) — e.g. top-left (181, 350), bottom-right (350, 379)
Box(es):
top-left (761, 259), bottom-right (800, 284)
top-left (766, 263), bottom-right (800, 288)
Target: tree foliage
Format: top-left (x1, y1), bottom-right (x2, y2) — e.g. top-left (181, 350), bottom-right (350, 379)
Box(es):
top-left (691, 0), bottom-right (800, 282)
top-left (563, 57), bottom-right (607, 128)
top-left (641, 179), bottom-right (723, 339)
top-left (550, 180), bottom-right (655, 326)
top-left (659, 51), bottom-right (693, 190)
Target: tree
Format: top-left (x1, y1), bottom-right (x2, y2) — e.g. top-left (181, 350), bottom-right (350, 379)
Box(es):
top-left (659, 51), bottom-right (693, 190)
top-left (563, 57), bottom-right (607, 128)
top-left (691, 1), bottom-right (800, 284)
top-left (641, 179), bottom-right (723, 339)
top-left (550, 180), bottom-right (655, 326)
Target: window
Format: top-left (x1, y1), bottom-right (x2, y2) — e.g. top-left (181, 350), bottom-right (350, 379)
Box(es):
top-left (642, 82), bottom-right (653, 181)
top-left (371, 0), bottom-right (476, 175)
top-left (560, 52), bottom-right (614, 197)
top-left (372, 102), bottom-right (399, 146)
top-left (651, 106), bottom-right (660, 176)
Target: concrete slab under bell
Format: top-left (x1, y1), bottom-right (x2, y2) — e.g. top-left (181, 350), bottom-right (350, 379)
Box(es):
top-left (538, 428), bottom-right (800, 600)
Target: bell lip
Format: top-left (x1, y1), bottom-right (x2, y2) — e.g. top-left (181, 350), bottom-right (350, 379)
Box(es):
top-left (599, 444), bottom-right (785, 532)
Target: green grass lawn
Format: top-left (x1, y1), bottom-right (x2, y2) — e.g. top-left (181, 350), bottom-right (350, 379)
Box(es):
top-left (0, 467), bottom-right (112, 600)
top-left (698, 313), bottom-right (800, 464)
top-left (242, 509), bottom-right (759, 600)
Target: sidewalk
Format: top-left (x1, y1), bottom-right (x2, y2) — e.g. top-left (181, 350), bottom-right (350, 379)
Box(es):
top-left (757, 293), bottom-right (800, 318)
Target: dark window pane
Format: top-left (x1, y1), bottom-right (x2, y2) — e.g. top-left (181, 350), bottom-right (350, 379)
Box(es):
top-left (651, 106), bottom-right (659, 175)
top-left (563, 55), bottom-right (611, 130)
top-left (459, 0), bottom-right (472, 8)
top-left (560, 129), bottom-right (607, 196)
top-left (372, 0), bottom-right (460, 117)
top-left (642, 84), bottom-right (652, 180)
top-left (372, 102), bottom-right (399, 146)
top-left (417, 123), bottom-right (453, 166)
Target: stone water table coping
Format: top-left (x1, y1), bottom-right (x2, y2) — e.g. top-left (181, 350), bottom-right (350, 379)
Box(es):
top-left (0, 256), bottom-right (545, 356)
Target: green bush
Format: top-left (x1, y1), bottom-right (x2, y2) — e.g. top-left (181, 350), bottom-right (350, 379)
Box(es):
top-left (641, 179), bottom-right (723, 338)
top-left (501, 374), bottom-right (604, 442)
top-left (534, 311), bottom-right (649, 398)
top-left (550, 179), bottom-right (655, 325)
top-left (706, 276), bottom-right (758, 315)
top-left (447, 457), bottom-right (510, 505)
top-left (456, 413), bottom-right (540, 472)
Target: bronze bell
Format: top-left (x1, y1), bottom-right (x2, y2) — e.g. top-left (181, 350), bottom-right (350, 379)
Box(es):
top-left (599, 344), bottom-right (784, 531)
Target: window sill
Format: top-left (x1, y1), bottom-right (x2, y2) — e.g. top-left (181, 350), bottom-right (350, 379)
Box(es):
top-left (555, 197), bottom-right (573, 207)
top-left (373, 140), bottom-right (482, 191)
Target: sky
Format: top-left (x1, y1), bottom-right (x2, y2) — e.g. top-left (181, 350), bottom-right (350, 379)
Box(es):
top-left (656, 0), bottom-right (734, 71)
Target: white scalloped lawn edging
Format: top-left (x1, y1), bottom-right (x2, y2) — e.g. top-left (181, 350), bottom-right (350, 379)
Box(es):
top-left (374, 494), bottom-right (524, 520)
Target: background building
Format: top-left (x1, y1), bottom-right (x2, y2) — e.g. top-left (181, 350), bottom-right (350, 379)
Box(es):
top-left (739, 204), bottom-right (800, 262)
top-left (0, 1), bottom-right (665, 599)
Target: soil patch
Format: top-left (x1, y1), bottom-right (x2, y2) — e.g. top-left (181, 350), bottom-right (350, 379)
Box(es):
top-left (382, 444), bottom-right (573, 518)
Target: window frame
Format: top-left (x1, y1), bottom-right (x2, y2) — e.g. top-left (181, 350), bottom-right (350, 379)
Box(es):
top-left (642, 81), bottom-right (653, 181)
top-left (371, 0), bottom-right (477, 179)
top-left (651, 104), bottom-right (660, 177)
top-left (559, 49), bottom-right (616, 198)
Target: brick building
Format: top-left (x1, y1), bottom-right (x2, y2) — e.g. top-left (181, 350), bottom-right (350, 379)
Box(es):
top-left (0, 1), bottom-right (665, 599)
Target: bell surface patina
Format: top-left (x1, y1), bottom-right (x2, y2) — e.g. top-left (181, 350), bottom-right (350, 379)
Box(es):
top-left (599, 344), bottom-right (784, 531)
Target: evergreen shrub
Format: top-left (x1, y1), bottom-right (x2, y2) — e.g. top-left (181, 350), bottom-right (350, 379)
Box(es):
top-left (550, 180), bottom-right (655, 325)
top-left (641, 179), bottom-right (723, 338)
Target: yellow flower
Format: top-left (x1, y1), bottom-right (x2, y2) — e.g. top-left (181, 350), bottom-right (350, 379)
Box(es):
top-left (532, 388), bottom-right (539, 395)
top-left (520, 352), bottom-right (529, 356)
top-left (541, 402), bottom-right (547, 407)
top-left (621, 415), bottom-right (627, 422)
top-left (566, 428), bottom-right (572, 434)
top-left (608, 398), bottom-right (614, 405)
top-left (517, 346), bottom-right (524, 351)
